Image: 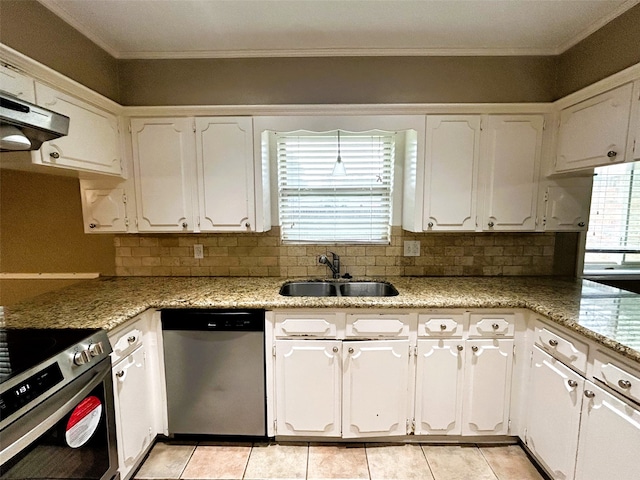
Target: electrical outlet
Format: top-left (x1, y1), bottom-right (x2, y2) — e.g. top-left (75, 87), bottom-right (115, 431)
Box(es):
top-left (193, 244), bottom-right (204, 259)
top-left (404, 240), bottom-right (420, 257)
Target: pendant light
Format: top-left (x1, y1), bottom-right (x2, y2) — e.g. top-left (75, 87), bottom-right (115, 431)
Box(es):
top-left (332, 130), bottom-right (347, 176)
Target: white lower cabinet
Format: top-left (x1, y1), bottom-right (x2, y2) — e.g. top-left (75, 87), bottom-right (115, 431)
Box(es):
top-left (274, 340), bottom-right (341, 437)
top-left (525, 346), bottom-right (583, 480)
top-left (461, 339), bottom-right (514, 435)
top-left (112, 345), bottom-right (155, 479)
top-left (574, 381), bottom-right (640, 480)
top-left (342, 340), bottom-right (410, 438)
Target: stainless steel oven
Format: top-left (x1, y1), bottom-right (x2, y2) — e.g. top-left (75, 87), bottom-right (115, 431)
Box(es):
top-left (0, 328), bottom-right (118, 480)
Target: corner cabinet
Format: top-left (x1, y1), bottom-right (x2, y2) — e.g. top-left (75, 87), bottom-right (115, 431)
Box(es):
top-left (555, 83), bottom-right (634, 173)
top-left (130, 116), bottom-right (264, 233)
top-left (131, 118), bottom-right (197, 232)
top-left (34, 82), bottom-right (123, 176)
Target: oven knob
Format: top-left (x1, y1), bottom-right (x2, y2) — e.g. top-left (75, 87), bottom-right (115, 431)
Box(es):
top-left (88, 342), bottom-right (104, 357)
top-left (73, 350), bottom-right (91, 366)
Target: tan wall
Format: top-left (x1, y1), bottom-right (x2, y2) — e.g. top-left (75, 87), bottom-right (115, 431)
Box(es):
top-left (556, 3), bottom-right (640, 98)
top-left (118, 56), bottom-right (557, 105)
top-left (114, 227), bottom-right (574, 278)
top-left (0, 0), bottom-right (120, 101)
top-left (0, 169), bottom-right (116, 305)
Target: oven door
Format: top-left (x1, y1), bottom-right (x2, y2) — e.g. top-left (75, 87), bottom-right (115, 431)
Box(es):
top-left (0, 357), bottom-right (118, 480)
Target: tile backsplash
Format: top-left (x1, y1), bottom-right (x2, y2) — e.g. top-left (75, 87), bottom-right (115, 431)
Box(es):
top-left (114, 227), bottom-right (571, 277)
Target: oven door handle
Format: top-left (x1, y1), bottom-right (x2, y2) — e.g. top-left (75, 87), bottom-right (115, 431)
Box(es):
top-left (0, 361), bottom-right (110, 465)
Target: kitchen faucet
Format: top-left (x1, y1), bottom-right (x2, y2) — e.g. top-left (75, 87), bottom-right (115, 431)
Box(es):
top-left (318, 252), bottom-right (340, 279)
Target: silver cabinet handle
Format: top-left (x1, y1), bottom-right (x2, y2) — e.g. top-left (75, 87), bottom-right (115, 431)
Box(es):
top-left (348, 347), bottom-right (354, 354)
top-left (584, 390), bottom-right (596, 399)
top-left (182, 222), bottom-right (188, 228)
top-left (488, 221), bottom-right (495, 228)
top-left (440, 324), bottom-right (447, 330)
top-left (332, 346), bottom-right (339, 353)
top-left (548, 339), bottom-right (558, 347)
top-left (618, 379), bottom-right (632, 389)
top-left (492, 323), bottom-right (500, 330)
top-left (49, 151), bottom-right (60, 159)
top-left (116, 370), bottom-right (125, 378)
top-left (427, 222), bottom-right (434, 228)
top-left (89, 223), bottom-right (97, 229)
top-left (245, 222), bottom-right (251, 228)
top-left (607, 150), bottom-right (618, 158)
top-left (471, 345), bottom-right (479, 352)
top-left (578, 222), bottom-right (585, 227)
top-left (567, 380), bottom-right (578, 388)
top-left (127, 335), bottom-right (136, 343)
top-left (457, 345), bottom-right (464, 351)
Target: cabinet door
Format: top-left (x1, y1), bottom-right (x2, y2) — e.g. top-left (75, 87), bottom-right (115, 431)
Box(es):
top-left (112, 346), bottom-right (155, 480)
top-left (525, 347), bottom-right (583, 480)
top-left (80, 186), bottom-right (128, 233)
top-left (543, 177), bottom-right (593, 231)
top-left (575, 381), bottom-right (640, 480)
top-left (196, 117), bottom-right (254, 232)
top-left (342, 340), bottom-right (409, 438)
top-left (34, 82), bottom-right (122, 175)
top-left (423, 116), bottom-right (480, 231)
top-left (633, 82), bottom-right (640, 162)
top-left (462, 339), bottom-right (513, 435)
top-left (480, 115), bottom-right (543, 231)
top-left (131, 118), bottom-right (196, 232)
top-left (275, 340), bottom-right (341, 437)
top-left (556, 83), bottom-right (633, 172)
top-left (0, 64), bottom-right (35, 102)
top-left (415, 339), bottom-right (465, 435)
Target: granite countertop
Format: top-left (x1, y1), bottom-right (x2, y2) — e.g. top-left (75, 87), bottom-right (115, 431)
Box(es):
top-left (4, 276), bottom-right (640, 364)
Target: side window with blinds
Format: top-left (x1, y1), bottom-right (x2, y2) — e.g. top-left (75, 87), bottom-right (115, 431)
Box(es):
top-left (276, 130), bottom-right (395, 243)
top-left (584, 161), bottom-right (640, 272)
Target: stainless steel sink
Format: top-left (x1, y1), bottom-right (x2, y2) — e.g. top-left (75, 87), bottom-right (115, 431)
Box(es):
top-left (279, 281), bottom-right (338, 297)
top-left (279, 280), bottom-right (398, 297)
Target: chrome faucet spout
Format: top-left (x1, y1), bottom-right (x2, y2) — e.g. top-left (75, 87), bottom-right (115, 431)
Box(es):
top-left (319, 252), bottom-right (341, 279)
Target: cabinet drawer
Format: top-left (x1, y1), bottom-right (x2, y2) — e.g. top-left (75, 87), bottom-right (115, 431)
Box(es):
top-left (274, 312), bottom-right (339, 338)
top-left (534, 323), bottom-right (588, 374)
top-left (593, 352), bottom-right (640, 405)
top-left (346, 313), bottom-right (411, 338)
top-left (418, 313), bottom-right (464, 337)
top-left (109, 327), bottom-right (144, 363)
top-left (468, 314), bottom-right (514, 338)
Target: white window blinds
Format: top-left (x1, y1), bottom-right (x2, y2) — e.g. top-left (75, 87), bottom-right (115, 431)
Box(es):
top-left (585, 162), bottom-right (640, 269)
top-left (277, 130), bottom-right (395, 243)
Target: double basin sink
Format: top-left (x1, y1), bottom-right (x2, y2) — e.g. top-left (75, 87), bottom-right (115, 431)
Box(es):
top-left (280, 280), bottom-right (398, 297)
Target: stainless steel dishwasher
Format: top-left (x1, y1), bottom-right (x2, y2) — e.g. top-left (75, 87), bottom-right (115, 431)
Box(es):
top-left (161, 309), bottom-right (266, 437)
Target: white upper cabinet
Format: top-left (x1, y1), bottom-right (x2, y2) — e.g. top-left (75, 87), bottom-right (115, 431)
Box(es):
top-left (195, 117), bottom-right (254, 232)
top-left (80, 184), bottom-right (128, 233)
top-left (0, 64), bottom-right (35, 102)
top-left (34, 82), bottom-right (122, 176)
top-left (541, 177), bottom-right (593, 231)
top-left (423, 116), bottom-right (480, 231)
top-left (131, 117), bottom-right (197, 232)
top-left (479, 115), bottom-right (543, 231)
top-left (555, 83), bottom-right (634, 173)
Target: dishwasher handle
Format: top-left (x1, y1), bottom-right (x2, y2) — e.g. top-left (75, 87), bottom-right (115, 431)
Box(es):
top-left (161, 309), bottom-right (265, 332)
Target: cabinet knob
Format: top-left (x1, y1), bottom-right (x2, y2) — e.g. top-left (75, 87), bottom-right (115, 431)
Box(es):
top-left (488, 221), bottom-right (495, 228)
top-left (567, 379), bottom-right (578, 388)
top-left (492, 323), bottom-right (500, 330)
top-left (245, 222), bottom-right (251, 228)
top-left (471, 345), bottom-right (479, 352)
top-left (578, 222), bottom-right (585, 227)
top-left (49, 151), bottom-right (60, 159)
top-left (440, 324), bottom-right (447, 330)
top-left (182, 222), bottom-right (188, 228)
top-left (348, 347), bottom-right (354, 354)
top-left (584, 390), bottom-right (596, 399)
top-left (457, 345), bottom-right (464, 351)
top-left (427, 222), bottom-right (434, 228)
top-left (618, 379), bottom-right (632, 389)
top-left (332, 346), bottom-right (339, 353)
top-left (89, 223), bottom-right (97, 229)
top-left (127, 335), bottom-right (137, 343)
top-left (607, 150), bottom-right (618, 158)
top-left (548, 339), bottom-right (558, 347)
top-left (116, 370), bottom-right (125, 378)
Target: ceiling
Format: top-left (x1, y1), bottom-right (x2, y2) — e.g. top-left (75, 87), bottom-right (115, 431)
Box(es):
top-left (38, 0), bottom-right (640, 59)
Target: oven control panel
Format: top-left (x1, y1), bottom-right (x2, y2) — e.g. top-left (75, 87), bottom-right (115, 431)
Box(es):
top-left (0, 363), bottom-right (64, 419)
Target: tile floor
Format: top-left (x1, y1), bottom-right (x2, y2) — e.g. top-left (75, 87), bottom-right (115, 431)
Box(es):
top-left (133, 441), bottom-right (547, 480)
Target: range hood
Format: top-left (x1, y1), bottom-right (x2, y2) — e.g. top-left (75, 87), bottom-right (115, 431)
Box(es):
top-left (0, 93), bottom-right (69, 152)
